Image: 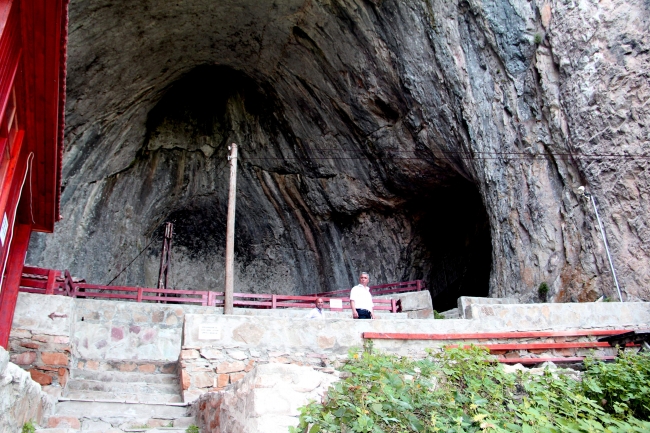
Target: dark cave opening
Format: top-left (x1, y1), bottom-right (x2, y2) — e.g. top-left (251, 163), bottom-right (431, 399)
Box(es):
top-left (411, 179), bottom-right (492, 312)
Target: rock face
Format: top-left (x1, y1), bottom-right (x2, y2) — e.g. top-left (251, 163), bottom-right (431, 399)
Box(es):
top-left (26, 0), bottom-right (650, 307)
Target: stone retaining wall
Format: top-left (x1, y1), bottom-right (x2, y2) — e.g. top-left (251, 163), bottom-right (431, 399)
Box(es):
top-left (9, 294), bottom-right (74, 389)
top-left (0, 346), bottom-right (54, 433)
top-left (180, 302), bottom-right (650, 401)
top-left (190, 363), bottom-right (338, 433)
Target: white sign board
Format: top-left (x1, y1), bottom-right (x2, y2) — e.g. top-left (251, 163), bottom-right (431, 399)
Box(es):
top-left (198, 324), bottom-right (222, 340)
top-left (0, 213), bottom-right (7, 246)
top-left (329, 299), bottom-right (343, 309)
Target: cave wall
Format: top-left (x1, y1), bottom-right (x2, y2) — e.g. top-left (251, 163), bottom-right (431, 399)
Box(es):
top-left (26, 0), bottom-right (650, 302)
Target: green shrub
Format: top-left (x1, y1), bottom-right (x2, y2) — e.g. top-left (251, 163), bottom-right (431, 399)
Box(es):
top-left (186, 425), bottom-right (199, 433)
top-left (291, 347), bottom-right (650, 432)
top-left (582, 350), bottom-right (650, 420)
top-left (538, 282), bottom-right (549, 300)
top-left (21, 420), bottom-right (36, 433)
top-left (433, 310), bottom-right (445, 319)
top-left (534, 33), bottom-right (543, 44)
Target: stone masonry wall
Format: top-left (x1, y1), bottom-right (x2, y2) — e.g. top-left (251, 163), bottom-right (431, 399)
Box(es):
top-left (9, 291), bottom-right (410, 398)
top-left (0, 346), bottom-right (54, 433)
top-left (9, 292), bottom-right (214, 397)
top-left (180, 302), bottom-right (650, 402)
top-left (191, 363), bottom-right (339, 433)
top-left (9, 294), bottom-right (74, 391)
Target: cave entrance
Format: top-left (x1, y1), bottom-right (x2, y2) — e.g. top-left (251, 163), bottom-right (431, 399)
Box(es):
top-left (411, 179), bottom-right (491, 312)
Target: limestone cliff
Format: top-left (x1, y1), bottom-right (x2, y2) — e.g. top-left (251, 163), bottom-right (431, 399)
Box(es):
top-left (26, 0), bottom-right (650, 308)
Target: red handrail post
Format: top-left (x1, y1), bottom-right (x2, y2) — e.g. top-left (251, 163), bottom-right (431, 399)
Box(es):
top-left (137, 287), bottom-right (143, 303)
top-left (391, 299), bottom-right (397, 313)
top-left (272, 294), bottom-right (277, 309)
top-left (45, 269), bottom-right (58, 295)
top-left (416, 280), bottom-right (421, 291)
top-left (64, 270), bottom-right (76, 297)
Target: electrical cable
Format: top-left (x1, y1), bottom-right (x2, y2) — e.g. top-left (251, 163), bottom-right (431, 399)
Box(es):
top-left (242, 149), bottom-right (650, 161)
top-left (105, 237), bottom-right (157, 286)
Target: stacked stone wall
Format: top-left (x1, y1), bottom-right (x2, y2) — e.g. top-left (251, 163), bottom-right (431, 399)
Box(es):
top-left (9, 295), bottom-right (74, 389)
top-left (0, 346), bottom-right (54, 432)
top-left (190, 363), bottom-right (338, 433)
top-left (180, 302), bottom-right (650, 402)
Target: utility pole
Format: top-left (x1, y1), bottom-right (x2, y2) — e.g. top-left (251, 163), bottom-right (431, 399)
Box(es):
top-left (224, 143), bottom-right (238, 314)
top-left (157, 222), bottom-right (173, 300)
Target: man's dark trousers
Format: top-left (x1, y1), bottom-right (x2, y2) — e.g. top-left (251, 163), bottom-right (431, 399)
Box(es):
top-left (356, 309), bottom-right (371, 319)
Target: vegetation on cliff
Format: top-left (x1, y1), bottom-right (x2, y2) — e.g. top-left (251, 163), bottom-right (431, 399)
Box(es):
top-left (292, 347), bottom-right (650, 432)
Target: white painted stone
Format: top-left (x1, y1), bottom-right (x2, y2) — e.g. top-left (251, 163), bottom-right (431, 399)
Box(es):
top-left (80, 418), bottom-right (114, 431)
top-left (227, 350), bottom-right (248, 360)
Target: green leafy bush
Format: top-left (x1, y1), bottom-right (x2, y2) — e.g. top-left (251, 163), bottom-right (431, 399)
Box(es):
top-left (21, 420), bottom-right (36, 433)
top-left (291, 347), bottom-right (650, 432)
top-left (186, 424), bottom-right (200, 433)
top-left (433, 310), bottom-right (445, 320)
top-left (538, 282), bottom-right (549, 300)
top-left (582, 350), bottom-right (650, 420)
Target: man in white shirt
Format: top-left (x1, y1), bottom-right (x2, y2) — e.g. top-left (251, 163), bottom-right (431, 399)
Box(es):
top-left (307, 298), bottom-right (326, 319)
top-left (350, 272), bottom-right (374, 319)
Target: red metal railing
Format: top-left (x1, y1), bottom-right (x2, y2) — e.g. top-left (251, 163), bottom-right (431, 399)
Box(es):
top-left (362, 330), bottom-right (633, 364)
top-left (314, 279), bottom-right (424, 298)
top-left (19, 266), bottom-right (400, 313)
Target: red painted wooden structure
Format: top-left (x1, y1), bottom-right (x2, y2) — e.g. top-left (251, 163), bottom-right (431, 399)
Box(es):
top-left (362, 330), bottom-right (634, 364)
top-left (0, 0), bottom-right (68, 348)
top-left (315, 279), bottom-right (425, 298)
top-left (19, 266), bottom-right (402, 312)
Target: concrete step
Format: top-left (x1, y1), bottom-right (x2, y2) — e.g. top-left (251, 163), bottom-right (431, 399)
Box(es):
top-left (62, 390), bottom-right (183, 404)
top-left (438, 307), bottom-right (461, 319)
top-left (52, 400), bottom-right (190, 429)
top-left (69, 369), bottom-right (179, 385)
top-left (41, 412), bottom-right (196, 433)
top-left (66, 378), bottom-right (180, 395)
top-left (37, 425), bottom-right (192, 432)
top-left (35, 429), bottom-right (79, 433)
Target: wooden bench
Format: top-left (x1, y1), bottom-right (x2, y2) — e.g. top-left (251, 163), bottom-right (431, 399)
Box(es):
top-left (362, 330), bottom-right (637, 364)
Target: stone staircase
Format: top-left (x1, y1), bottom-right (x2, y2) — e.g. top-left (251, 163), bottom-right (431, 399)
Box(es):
top-left (37, 363), bottom-right (195, 433)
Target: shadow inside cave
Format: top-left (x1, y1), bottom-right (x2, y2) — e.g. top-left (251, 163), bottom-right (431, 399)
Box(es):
top-left (408, 180), bottom-right (492, 312)
top-left (136, 64), bottom-right (493, 302)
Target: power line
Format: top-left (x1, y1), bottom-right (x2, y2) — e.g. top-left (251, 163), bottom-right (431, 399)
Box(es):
top-left (105, 237), bottom-right (157, 286)
top-left (243, 153), bottom-right (650, 161)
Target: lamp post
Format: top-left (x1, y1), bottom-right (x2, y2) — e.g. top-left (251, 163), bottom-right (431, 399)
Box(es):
top-left (577, 186), bottom-right (623, 302)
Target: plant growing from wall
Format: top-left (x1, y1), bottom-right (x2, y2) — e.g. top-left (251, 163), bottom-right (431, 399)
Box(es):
top-left (433, 310), bottom-right (445, 319)
top-left (538, 282), bottom-right (549, 301)
top-left (21, 421), bottom-right (36, 433)
top-left (291, 347), bottom-right (650, 432)
top-left (534, 33), bottom-right (543, 44)
top-left (185, 425), bottom-right (199, 433)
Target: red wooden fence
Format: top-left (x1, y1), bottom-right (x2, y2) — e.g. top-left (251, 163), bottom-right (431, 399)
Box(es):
top-left (19, 266), bottom-right (401, 313)
top-left (362, 330), bottom-right (634, 364)
top-left (315, 279), bottom-right (424, 298)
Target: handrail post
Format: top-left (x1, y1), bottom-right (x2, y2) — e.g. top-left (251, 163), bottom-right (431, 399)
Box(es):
top-left (64, 270), bottom-right (74, 297)
top-left (208, 291), bottom-right (215, 307)
top-left (45, 269), bottom-right (57, 295)
top-left (272, 294), bottom-right (277, 309)
top-left (391, 299), bottom-right (397, 313)
top-left (137, 287), bottom-right (143, 302)
top-left (416, 280), bottom-right (421, 291)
